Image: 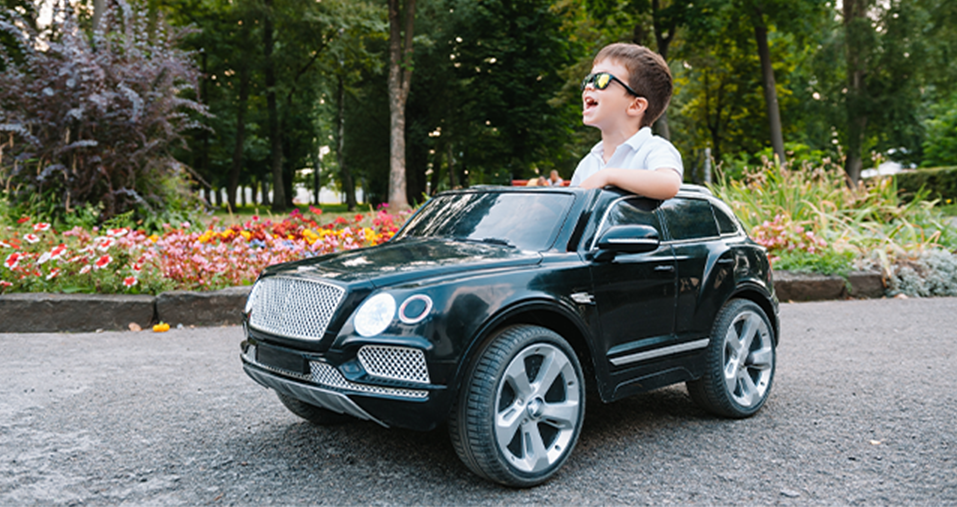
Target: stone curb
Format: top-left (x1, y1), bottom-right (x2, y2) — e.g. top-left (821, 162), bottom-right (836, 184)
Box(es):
top-left (0, 286), bottom-right (250, 333)
top-left (1, 271), bottom-right (885, 333)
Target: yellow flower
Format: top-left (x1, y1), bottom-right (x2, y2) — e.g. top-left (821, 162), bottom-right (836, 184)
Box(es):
top-left (240, 230), bottom-right (251, 241)
top-left (148, 234), bottom-right (159, 243)
top-left (152, 322), bottom-right (170, 332)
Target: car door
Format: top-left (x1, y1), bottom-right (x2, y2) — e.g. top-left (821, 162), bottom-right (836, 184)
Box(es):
top-left (659, 197), bottom-right (735, 342)
top-left (588, 196), bottom-right (677, 368)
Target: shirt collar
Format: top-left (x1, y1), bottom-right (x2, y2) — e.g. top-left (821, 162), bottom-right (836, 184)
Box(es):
top-left (590, 127), bottom-right (653, 159)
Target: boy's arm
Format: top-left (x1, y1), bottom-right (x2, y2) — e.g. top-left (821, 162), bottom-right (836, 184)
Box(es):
top-left (577, 167), bottom-right (682, 200)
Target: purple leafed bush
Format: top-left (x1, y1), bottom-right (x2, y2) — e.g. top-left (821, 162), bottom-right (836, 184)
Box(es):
top-left (0, 0), bottom-right (208, 225)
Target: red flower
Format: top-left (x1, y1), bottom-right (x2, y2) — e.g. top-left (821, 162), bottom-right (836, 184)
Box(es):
top-left (123, 276), bottom-right (138, 287)
top-left (46, 268), bottom-right (61, 280)
top-left (16, 216), bottom-right (30, 224)
top-left (33, 222), bottom-right (51, 232)
top-left (4, 252), bottom-right (22, 269)
top-left (23, 234), bottom-right (40, 244)
top-left (50, 244), bottom-right (67, 259)
top-left (94, 254), bottom-right (113, 269)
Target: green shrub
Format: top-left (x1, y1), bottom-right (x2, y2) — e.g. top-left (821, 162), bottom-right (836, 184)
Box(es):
top-left (894, 166), bottom-right (957, 204)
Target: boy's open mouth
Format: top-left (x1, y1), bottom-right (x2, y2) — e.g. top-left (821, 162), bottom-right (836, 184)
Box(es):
top-left (583, 96), bottom-right (598, 111)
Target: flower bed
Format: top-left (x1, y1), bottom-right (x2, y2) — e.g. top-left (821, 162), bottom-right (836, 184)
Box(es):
top-left (0, 207), bottom-right (410, 295)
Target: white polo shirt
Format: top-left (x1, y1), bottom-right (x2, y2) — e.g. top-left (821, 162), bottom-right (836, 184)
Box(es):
top-left (570, 127), bottom-right (683, 186)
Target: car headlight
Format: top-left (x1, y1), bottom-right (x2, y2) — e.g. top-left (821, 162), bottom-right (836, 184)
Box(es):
top-left (354, 293), bottom-right (396, 337)
top-left (244, 280), bottom-right (261, 315)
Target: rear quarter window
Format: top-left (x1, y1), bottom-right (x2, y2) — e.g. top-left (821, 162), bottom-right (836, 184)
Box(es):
top-left (660, 198), bottom-right (720, 241)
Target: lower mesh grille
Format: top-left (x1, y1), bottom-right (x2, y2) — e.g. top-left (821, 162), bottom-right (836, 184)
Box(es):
top-left (310, 362), bottom-right (428, 399)
top-left (248, 276), bottom-right (344, 340)
top-left (358, 345), bottom-right (430, 384)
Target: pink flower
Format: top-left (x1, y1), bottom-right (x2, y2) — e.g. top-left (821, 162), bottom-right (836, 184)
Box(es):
top-left (123, 276), bottom-right (137, 287)
top-left (94, 254), bottom-right (113, 269)
top-left (23, 234), bottom-right (40, 244)
top-left (79, 265), bottom-right (92, 275)
top-left (37, 251), bottom-right (52, 265)
top-left (33, 222), bottom-right (51, 232)
top-left (0, 280), bottom-right (12, 288)
top-left (4, 252), bottom-right (22, 269)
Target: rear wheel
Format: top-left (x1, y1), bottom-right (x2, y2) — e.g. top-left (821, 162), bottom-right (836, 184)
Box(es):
top-left (687, 299), bottom-right (776, 418)
top-left (449, 324), bottom-right (585, 487)
top-left (276, 392), bottom-right (350, 425)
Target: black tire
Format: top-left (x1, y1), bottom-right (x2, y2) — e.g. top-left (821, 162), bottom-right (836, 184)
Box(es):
top-left (448, 324), bottom-right (585, 487)
top-left (276, 392), bottom-right (350, 425)
top-left (687, 299), bottom-right (776, 418)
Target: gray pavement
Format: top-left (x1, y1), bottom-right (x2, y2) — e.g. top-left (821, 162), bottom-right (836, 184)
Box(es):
top-left (1, 297), bottom-right (956, 505)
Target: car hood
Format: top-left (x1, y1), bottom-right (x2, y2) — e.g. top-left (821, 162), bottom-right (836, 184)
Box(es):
top-left (264, 238), bottom-right (542, 288)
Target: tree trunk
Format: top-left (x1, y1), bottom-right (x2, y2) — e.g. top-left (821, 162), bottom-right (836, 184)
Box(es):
top-left (843, 0), bottom-right (870, 187)
top-left (93, 0), bottom-right (107, 31)
top-left (447, 142), bottom-right (458, 189)
top-left (387, 0), bottom-right (416, 211)
top-left (752, 6), bottom-right (786, 165)
top-left (336, 74), bottom-right (357, 211)
top-left (227, 66), bottom-right (249, 210)
top-left (263, 0), bottom-right (286, 212)
top-left (651, 0), bottom-right (675, 140)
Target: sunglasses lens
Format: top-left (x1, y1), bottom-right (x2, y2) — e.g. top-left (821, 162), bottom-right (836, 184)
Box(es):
top-left (595, 73), bottom-right (611, 89)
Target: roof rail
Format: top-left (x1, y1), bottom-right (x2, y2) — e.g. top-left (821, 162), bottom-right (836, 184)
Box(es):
top-left (679, 184), bottom-right (713, 196)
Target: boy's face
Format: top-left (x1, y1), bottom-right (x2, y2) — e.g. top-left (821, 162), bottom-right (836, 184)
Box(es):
top-left (582, 58), bottom-right (643, 130)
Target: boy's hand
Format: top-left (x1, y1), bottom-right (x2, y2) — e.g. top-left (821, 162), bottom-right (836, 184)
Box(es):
top-left (578, 167), bottom-right (682, 200)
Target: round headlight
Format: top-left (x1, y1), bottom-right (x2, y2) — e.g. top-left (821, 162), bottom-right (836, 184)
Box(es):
top-left (354, 293), bottom-right (396, 337)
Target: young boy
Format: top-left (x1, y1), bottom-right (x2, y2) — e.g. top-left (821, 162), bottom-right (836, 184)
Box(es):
top-left (570, 43), bottom-right (683, 200)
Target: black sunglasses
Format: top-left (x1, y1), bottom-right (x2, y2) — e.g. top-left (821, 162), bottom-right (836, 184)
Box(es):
top-left (581, 72), bottom-right (641, 97)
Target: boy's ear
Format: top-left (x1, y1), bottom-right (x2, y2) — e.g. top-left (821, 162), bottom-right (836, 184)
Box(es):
top-left (627, 96), bottom-right (649, 118)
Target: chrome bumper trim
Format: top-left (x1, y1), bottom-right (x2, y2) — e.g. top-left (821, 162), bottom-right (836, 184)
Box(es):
top-left (243, 364), bottom-right (389, 427)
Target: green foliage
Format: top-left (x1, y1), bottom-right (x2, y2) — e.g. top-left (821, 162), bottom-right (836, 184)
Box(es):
top-left (712, 157), bottom-right (957, 284)
top-left (773, 248), bottom-right (855, 277)
top-left (0, 0), bottom-right (207, 230)
top-left (895, 166), bottom-right (957, 204)
top-left (921, 93), bottom-right (957, 168)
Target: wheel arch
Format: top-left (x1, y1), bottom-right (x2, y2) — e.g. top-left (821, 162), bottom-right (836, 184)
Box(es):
top-left (447, 299), bottom-right (598, 416)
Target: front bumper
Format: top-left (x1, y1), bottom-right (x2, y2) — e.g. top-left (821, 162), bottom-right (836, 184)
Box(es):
top-left (241, 340), bottom-right (450, 430)
top-left (243, 362), bottom-right (387, 426)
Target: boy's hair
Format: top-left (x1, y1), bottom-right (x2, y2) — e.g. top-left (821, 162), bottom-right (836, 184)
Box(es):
top-left (595, 43), bottom-right (672, 128)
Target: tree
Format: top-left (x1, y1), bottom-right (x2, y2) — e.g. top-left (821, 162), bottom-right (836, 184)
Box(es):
top-left (387, 0), bottom-right (415, 211)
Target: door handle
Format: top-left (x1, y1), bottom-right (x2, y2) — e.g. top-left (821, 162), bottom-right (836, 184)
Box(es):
top-left (654, 265), bottom-right (675, 272)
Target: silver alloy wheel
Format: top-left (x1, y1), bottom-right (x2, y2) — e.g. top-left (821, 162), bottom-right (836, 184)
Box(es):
top-left (494, 343), bottom-right (582, 474)
top-left (722, 309), bottom-right (774, 408)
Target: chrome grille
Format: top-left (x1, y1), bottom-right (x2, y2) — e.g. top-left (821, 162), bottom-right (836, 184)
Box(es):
top-left (358, 346), bottom-right (430, 384)
top-left (248, 276), bottom-right (345, 340)
top-left (310, 361), bottom-right (427, 399)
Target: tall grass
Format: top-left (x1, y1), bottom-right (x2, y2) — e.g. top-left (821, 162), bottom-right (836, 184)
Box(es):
top-left (711, 159), bottom-right (957, 278)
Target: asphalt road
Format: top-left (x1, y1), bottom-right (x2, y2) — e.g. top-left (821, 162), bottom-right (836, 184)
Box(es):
top-left (2, 297), bottom-right (956, 505)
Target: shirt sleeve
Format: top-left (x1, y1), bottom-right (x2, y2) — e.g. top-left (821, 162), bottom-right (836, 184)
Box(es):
top-left (645, 138), bottom-right (684, 179)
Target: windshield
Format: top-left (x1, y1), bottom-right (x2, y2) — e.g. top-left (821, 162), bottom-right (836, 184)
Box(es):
top-left (393, 190), bottom-right (574, 251)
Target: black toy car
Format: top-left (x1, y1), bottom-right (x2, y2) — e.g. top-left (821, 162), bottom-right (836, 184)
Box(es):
top-left (240, 185), bottom-right (779, 487)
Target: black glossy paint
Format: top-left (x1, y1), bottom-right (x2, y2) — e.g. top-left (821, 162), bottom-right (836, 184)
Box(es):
top-left (241, 186), bottom-right (779, 431)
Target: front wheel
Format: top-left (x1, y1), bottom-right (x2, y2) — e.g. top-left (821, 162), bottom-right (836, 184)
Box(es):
top-left (687, 299), bottom-right (776, 418)
top-left (449, 325), bottom-right (585, 487)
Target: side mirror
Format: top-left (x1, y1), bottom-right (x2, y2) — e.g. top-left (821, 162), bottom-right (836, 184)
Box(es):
top-left (596, 225), bottom-right (660, 255)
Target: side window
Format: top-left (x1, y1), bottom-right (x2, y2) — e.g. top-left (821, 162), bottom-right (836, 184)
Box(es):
top-left (604, 197), bottom-right (662, 230)
top-left (712, 201), bottom-right (741, 235)
top-left (660, 198), bottom-right (720, 241)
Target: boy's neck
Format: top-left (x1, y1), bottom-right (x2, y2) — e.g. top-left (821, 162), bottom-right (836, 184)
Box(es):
top-left (600, 124), bottom-right (643, 162)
